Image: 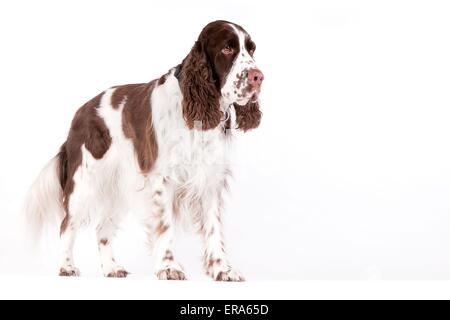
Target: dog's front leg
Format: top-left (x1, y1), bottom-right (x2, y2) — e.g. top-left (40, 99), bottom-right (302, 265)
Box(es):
top-left (201, 186), bottom-right (245, 282)
top-left (145, 175), bottom-right (186, 280)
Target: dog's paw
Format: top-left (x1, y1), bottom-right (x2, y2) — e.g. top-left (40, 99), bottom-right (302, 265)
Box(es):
top-left (215, 269), bottom-right (245, 282)
top-left (106, 268), bottom-right (129, 278)
top-left (102, 262), bottom-right (129, 278)
top-left (205, 258), bottom-right (245, 282)
top-left (156, 268), bottom-right (187, 281)
top-left (59, 266), bottom-right (80, 277)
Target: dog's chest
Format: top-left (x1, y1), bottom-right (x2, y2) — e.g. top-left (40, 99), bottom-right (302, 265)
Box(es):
top-left (151, 75), bottom-right (232, 185)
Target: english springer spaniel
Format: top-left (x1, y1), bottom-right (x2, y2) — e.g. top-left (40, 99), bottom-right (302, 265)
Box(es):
top-left (25, 20), bottom-right (263, 281)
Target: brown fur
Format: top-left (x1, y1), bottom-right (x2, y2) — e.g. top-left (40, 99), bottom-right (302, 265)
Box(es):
top-left (156, 222), bottom-right (169, 236)
top-left (157, 268), bottom-right (186, 280)
top-left (59, 268), bottom-right (78, 277)
top-left (112, 82), bottom-right (159, 174)
top-left (59, 214), bottom-right (70, 236)
top-left (157, 73), bottom-right (168, 86)
top-left (179, 40), bottom-right (223, 130)
top-left (107, 269), bottom-right (128, 278)
top-left (234, 102), bottom-right (262, 132)
top-left (58, 92), bottom-right (112, 233)
top-left (163, 250), bottom-right (174, 262)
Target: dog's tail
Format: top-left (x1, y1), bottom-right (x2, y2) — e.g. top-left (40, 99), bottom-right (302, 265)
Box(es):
top-left (23, 144), bottom-right (67, 242)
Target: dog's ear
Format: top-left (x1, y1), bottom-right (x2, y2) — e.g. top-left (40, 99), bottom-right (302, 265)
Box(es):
top-left (233, 101), bottom-right (262, 132)
top-left (180, 41), bottom-right (222, 130)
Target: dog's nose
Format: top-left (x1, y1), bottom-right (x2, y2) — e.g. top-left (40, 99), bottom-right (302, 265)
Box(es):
top-left (247, 69), bottom-right (264, 89)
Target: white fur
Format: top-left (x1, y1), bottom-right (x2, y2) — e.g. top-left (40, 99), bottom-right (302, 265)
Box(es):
top-left (23, 156), bottom-right (64, 242)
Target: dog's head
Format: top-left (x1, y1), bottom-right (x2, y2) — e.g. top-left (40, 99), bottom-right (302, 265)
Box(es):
top-left (180, 20), bottom-right (263, 131)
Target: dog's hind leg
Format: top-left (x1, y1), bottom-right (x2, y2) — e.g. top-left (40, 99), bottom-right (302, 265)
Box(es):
top-left (58, 180), bottom-right (88, 277)
top-left (58, 214), bottom-right (80, 277)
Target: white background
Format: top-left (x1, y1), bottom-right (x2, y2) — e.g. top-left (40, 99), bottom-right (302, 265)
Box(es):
top-left (1, 0), bottom-right (450, 299)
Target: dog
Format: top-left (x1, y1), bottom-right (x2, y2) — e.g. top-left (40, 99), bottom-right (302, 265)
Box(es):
top-left (24, 20), bottom-right (263, 281)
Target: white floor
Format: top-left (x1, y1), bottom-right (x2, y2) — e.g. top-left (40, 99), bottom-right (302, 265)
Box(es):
top-left (1, 275), bottom-right (450, 300)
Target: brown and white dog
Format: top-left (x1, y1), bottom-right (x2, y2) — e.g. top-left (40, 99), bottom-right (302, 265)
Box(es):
top-left (24, 20), bottom-right (263, 281)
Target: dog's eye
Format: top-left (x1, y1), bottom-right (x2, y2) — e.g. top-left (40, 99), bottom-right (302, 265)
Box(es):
top-left (222, 45), bottom-right (234, 55)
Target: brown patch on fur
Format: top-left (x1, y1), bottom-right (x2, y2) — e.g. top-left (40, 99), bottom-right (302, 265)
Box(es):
top-left (110, 86), bottom-right (127, 109)
top-left (107, 269), bottom-right (128, 278)
top-left (163, 250), bottom-right (174, 262)
top-left (234, 72), bottom-right (246, 90)
top-left (157, 268), bottom-right (187, 281)
top-left (158, 73), bottom-right (168, 86)
top-left (59, 268), bottom-right (78, 277)
top-left (100, 238), bottom-right (108, 246)
top-left (115, 83), bottom-right (158, 173)
top-left (58, 92), bottom-right (112, 225)
top-left (207, 258), bottom-right (222, 269)
top-left (215, 271), bottom-right (245, 282)
top-left (60, 214), bottom-right (70, 235)
top-left (156, 222), bottom-right (169, 236)
top-left (233, 102), bottom-right (262, 132)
